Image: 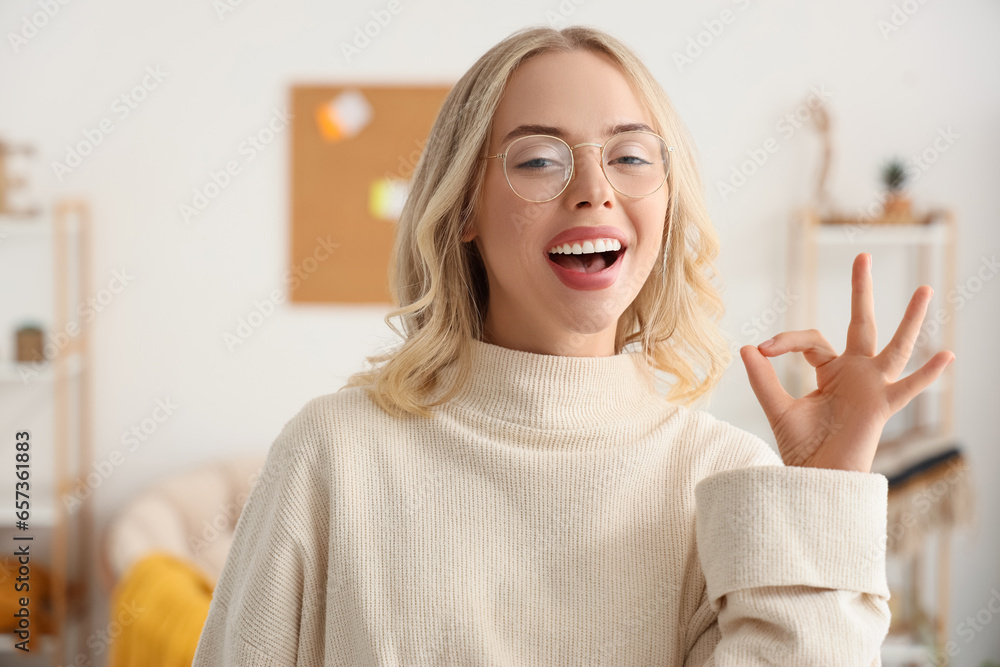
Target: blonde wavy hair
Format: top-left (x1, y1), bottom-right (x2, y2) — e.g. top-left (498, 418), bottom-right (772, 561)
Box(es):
top-left (343, 25), bottom-right (731, 419)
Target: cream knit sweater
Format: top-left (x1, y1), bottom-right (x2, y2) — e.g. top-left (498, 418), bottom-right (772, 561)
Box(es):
top-left (192, 339), bottom-right (891, 666)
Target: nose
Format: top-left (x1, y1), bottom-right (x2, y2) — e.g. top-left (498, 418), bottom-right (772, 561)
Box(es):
top-left (565, 143), bottom-right (614, 208)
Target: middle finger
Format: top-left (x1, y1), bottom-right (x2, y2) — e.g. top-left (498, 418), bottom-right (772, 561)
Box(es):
top-left (846, 253), bottom-right (878, 357)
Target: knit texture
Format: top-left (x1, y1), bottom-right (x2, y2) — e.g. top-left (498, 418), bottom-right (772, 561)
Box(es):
top-left (192, 338), bottom-right (891, 666)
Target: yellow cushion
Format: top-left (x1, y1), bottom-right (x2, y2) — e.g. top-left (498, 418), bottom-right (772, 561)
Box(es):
top-left (108, 551), bottom-right (214, 667)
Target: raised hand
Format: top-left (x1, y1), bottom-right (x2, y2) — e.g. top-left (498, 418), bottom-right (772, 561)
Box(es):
top-left (739, 252), bottom-right (955, 473)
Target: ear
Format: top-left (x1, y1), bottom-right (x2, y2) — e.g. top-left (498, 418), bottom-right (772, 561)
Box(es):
top-left (461, 217), bottom-right (477, 243)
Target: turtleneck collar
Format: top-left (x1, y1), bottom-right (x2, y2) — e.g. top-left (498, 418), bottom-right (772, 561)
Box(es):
top-left (433, 338), bottom-right (676, 447)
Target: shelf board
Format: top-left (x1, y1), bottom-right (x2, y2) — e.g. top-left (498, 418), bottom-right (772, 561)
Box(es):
top-left (0, 352), bottom-right (84, 385)
top-left (0, 215), bottom-right (80, 238)
top-left (812, 220), bottom-right (948, 246)
top-left (872, 425), bottom-right (960, 479)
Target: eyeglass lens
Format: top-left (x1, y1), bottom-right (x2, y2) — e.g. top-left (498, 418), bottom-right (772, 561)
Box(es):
top-left (503, 131), bottom-right (668, 202)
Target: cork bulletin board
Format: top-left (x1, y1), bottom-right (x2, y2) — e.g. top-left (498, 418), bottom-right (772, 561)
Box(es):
top-left (289, 85), bottom-right (452, 304)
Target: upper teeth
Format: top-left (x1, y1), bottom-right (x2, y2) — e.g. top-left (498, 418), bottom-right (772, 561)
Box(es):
top-left (548, 238), bottom-right (622, 255)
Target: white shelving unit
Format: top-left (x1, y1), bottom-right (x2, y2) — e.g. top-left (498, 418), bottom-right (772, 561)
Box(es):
top-left (0, 201), bottom-right (94, 664)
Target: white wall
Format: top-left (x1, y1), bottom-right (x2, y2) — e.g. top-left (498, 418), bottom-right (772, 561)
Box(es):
top-left (3, 0), bottom-right (998, 664)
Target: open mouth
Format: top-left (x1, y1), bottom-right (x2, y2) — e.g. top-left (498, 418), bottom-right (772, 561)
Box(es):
top-left (546, 248), bottom-right (624, 274)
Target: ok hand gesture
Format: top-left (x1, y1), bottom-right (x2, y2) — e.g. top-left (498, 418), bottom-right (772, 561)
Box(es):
top-left (739, 252), bottom-right (955, 473)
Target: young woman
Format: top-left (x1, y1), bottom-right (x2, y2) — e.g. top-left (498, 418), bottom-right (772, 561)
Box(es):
top-left (194, 25), bottom-right (954, 666)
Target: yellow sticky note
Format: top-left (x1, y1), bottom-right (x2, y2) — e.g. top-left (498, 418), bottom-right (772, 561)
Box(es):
top-left (368, 178), bottom-right (410, 221)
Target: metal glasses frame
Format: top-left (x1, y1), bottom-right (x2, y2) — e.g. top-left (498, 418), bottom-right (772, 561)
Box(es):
top-left (482, 130), bottom-right (674, 203)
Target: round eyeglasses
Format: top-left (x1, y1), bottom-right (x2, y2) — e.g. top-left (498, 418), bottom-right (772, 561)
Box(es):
top-left (483, 130), bottom-right (673, 203)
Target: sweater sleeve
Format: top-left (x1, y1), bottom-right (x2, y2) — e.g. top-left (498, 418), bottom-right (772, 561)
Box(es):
top-left (685, 443), bottom-right (891, 666)
top-left (192, 406), bottom-right (329, 667)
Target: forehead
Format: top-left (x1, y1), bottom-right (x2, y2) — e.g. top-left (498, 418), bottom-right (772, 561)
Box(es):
top-left (491, 49), bottom-right (653, 146)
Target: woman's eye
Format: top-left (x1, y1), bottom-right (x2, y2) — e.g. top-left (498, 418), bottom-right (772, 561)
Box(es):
top-left (611, 155), bottom-right (652, 166)
top-left (515, 158), bottom-right (555, 170)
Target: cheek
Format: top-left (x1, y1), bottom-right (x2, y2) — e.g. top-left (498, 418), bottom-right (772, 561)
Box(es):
top-left (631, 201), bottom-right (667, 249)
top-left (507, 199), bottom-right (550, 240)
top-left (483, 184), bottom-right (550, 246)
top-left (480, 173), bottom-right (521, 233)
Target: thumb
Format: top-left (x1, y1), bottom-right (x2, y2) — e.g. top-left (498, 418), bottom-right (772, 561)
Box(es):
top-left (740, 344), bottom-right (793, 425)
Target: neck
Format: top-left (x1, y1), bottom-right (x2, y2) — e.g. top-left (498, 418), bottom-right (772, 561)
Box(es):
top-left (481, 307), bottom-right (619, 357)
top-left (432, 338), bottom-right (675, 450)
top-left (482, 329), bottom-right (618, 357)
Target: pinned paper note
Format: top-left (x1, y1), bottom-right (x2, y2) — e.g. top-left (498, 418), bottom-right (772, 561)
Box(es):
top-left (315, 89), bottom-right (373, 142)
top-left (368, 177), bottom-right (410, 221)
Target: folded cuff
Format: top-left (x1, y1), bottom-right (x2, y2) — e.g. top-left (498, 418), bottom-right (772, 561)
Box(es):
top-left (695, 465), bottom-right (890, 605)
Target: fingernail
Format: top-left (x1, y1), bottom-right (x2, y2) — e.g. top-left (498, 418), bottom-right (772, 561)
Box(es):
top-left (759, 338), bottom-right (775, 348)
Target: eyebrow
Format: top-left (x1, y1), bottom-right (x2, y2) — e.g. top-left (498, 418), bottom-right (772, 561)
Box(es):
top-left (498, 122), bottom-right (655, 148)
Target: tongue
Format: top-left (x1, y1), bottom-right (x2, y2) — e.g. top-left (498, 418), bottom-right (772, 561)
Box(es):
top-left (551, 252), bottom-right (609, 274)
